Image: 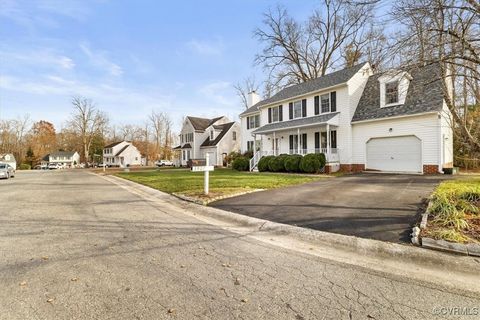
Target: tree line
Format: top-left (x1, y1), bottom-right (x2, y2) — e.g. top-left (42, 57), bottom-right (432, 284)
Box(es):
top-left (0, 96), bottom-right (175, 166)
top-left (236, 0), bottom-right (479, 166)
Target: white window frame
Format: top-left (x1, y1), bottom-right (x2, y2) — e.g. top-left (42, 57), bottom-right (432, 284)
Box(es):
top-left (385, 81), bottom-right (399, 105)
top-left (293, 100), bottom-right (302, 119)
top-left (271, 106), bottom-right (280, 122)
top-left (321, 94), bottom-right (330, 113)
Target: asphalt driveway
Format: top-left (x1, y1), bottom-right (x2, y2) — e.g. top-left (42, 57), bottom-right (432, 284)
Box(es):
top-left (211, 173), bottom-right (449, 243)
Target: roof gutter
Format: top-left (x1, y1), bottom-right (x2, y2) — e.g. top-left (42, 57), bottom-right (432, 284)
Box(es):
top-left (351, 111), bottom-right (439, 124)
top-left (256, 82), bottom-right (348, 111)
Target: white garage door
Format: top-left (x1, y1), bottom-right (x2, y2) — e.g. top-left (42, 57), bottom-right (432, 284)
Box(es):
top-left (366, 136), bottom-right (422, 173)
top-left (206, 152), bottom-right (217, 166)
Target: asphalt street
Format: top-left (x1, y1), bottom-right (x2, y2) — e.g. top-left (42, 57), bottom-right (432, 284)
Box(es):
top-left (0, 170), bottom-right (479, 320)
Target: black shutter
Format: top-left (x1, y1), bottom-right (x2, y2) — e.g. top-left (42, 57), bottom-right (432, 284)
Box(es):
top-left (246, 117), bottom-right (250, 130)
top-left (331, 91), bottom-right (336, 112)
top-left (302, 133), bottom-right (307, 150)
top-left (302, 99), bottom-right (307, 117)
top-left (289, 135), bottom-right (293, 152)
top-left (330, 131), bottom-right (337, 148)
top-left (315, 132), bottom-right (320, 150)
top-left (268, 108), bottom-right (272, 123)
top-left (279, 105), bottom-right (283, 121)
top-left (289, 102), bottom-right (293, 119)
top-left (314, 96), bottom-right (319, 115)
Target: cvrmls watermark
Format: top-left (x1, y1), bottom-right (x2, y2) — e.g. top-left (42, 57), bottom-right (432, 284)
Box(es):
top-left (433, 307), bottom-right (479, 316)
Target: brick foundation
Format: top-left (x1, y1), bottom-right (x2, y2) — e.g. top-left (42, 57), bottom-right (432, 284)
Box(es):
top-left (339, 164), bottom-right (365, 173)
top-left (423, 165), bottom-right (439, 174)
top-left (324, 165), bottom-right (331, 174)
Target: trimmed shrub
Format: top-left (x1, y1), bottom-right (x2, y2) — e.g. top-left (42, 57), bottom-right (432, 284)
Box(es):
top-left (225, 151), bottom-right (242, 165)
top-left (258, 155), bottom-right (274, 172)
top-left (314, 153), bottom-right (327, 169)
top-left (268, 156), bottom-right (284, 172)
top-left (242, 150), bottom-right (254, 159)
top-left (232, 156), bottom-right (250, 171)
top-left (19, 163), bottom-right (31, 170)
top-left (300, 154), bottom-right (321, 173)
top-left (284, 154), bottom-right (303, 172)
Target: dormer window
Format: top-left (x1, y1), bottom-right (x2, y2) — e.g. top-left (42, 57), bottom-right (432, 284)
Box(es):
top-left (210, 131), bottom-right (214, 140)
top-left (386, 81), bottom-right (399, 104)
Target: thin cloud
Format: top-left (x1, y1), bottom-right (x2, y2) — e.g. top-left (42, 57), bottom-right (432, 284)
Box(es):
top-left (186, 38), bottom-right (224, 56)
top-left (198, 81), bottom-right (235, 106)
top-left (79, 42), bottom-right (123, 76)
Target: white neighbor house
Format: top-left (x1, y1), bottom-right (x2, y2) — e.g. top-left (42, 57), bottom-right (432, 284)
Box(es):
top-left (0, 153), bottom-right (17, 170)
top-left (103, 141), bottom-right (142, 167)
top-left (45, 151), bottom-right (80, 168)
top-left (175, 116), bottom-right (241, 166)
top-left (241, 62), bottom-right (453, 174)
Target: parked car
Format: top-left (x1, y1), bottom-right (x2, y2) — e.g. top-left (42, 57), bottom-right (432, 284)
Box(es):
top-left (97, 163), bottom-right (109, 168)
top-left (0, 163), bottom-right (15, 179)
top-left (155, 160), bottom-right (174, 167)
top-left (48, 163), bottom-right (60, 170)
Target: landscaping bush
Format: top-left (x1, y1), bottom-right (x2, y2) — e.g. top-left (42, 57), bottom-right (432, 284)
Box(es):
top-left (225, 151), bottom-right (242, 166)
top-left (284, 155), bottom-right (303, 172)
top-left (300, 154), bottom-right (321, 173)
top-left (314, 153), bottom-right (327, 170)
top-left (19, 163), bottom-right (31, 170)
top-left (232, 156), bottom-right (250, 171)
top-left (258, 155), bottom-right (274, 172)
top-left (268, 156), bottom-right (286, 172)
top-left (242, 150), bottom-right (254, 159)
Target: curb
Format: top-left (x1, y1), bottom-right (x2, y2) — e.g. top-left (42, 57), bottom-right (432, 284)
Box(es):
top-left (172, 189), bottom-right (265, 206)
top-left (103, 174), bottom-right (480, 277)
top-left (415, 202), bottom-right (480, 257)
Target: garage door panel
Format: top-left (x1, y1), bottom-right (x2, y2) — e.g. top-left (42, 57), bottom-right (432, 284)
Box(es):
top-left (366, 136), bottom-right (421, 173)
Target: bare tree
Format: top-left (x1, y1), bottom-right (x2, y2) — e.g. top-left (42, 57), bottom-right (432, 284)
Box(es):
top-left (233, 77), bottom-right (260, 109)
top-left (68, 96), bottom-right (109, 163)
top-left (391, 0), bottom-right (480, 153)
top-left (254, 1), bottom-right (375, 91)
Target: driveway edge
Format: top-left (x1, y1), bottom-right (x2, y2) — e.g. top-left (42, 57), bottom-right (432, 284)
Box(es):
top-left (102, 173), bottom-right (480, 278)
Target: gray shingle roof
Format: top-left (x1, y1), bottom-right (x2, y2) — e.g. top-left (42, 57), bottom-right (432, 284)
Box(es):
top-left (201, 122), bottom-right (236, 147)
top-left (187, 116), bottom-right (224, 131)
top-left (243, 63), bottom-right (367, 115)
top-left (352, 63), bottom-right (444, 122)
top-left (50, 151), bottom-right (77, 157)
top-left (252, 113), bottom-right (339, 134)
top-left (239, 104), bottom-right (260, 117)
top-left (104, 141), bottom-right (123, 148)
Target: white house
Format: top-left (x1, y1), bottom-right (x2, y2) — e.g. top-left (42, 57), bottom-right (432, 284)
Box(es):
top-left (175, 116), bottom-right (241, 166)
top-left (103, 141), bottom-right (143, 167)
top-left (0, 153), bottom-right (17, 170)
top-left (241, 62), bottom-right (453, 174)
top-left (45, 151), bottom-right (80, 168)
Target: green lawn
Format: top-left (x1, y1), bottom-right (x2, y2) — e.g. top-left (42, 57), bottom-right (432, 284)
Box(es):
top-left (116, 168), bottom-right (324, 196)
top-left (423, 177), bottom-right (480, 243)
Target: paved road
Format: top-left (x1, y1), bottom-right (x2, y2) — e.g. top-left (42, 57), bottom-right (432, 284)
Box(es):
top-left (212, 173), bottom-right (449, 243)
top-left (0, 171), bottom-right (478, 320)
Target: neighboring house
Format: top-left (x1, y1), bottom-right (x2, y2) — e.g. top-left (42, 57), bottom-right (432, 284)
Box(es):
top-left (175, 116), bottom-right (241, 166)
top-left (43, 151), bottom-right (80, 168)
top-left (103, 141), bottom-right (143, 167)
top-left (242, 62), bottom-right (453, 174)
top-left (0, 153), bottom-right (17, 170)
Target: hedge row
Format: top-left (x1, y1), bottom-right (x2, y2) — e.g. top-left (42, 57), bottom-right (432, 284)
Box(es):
top-left (258, 153), bottom-right (326, 173)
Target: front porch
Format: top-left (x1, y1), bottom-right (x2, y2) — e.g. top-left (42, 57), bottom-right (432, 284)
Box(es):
top-left (250, 124), bottom-right (339, 171)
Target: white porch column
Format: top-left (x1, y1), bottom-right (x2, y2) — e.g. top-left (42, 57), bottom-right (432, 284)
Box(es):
top-left (326, 123), bottom-right (330, 157)
top-left (273, 131), bottom-right (276, 156)
top-left (297, 128), bottom-right (300, 154)
top-left (253, 134), bottom-right (257, 152)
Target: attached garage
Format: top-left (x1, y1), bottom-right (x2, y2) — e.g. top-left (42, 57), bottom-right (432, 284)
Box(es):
top-left (366, 135), bottom-right (422, 173)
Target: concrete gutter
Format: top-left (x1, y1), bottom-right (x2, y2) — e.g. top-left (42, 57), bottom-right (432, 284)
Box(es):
top-left (99, 173), bottom-right (480, 295)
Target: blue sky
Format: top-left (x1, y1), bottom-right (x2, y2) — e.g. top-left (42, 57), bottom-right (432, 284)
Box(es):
top-left (0, 0), bottom-right (322, 131)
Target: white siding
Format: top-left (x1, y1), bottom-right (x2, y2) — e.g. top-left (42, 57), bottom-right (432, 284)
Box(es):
top-left (352, 113), bottom-right (441, 169)
top-left (440, 101), bottom-right (454, 166)
top-left (240, 113), bottom-right (260, 153)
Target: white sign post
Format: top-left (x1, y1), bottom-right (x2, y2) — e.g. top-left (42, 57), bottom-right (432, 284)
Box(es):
top-left (204, 153), bottom-right (209, 195)
top-left (190, 154), bottom-right (214, 195)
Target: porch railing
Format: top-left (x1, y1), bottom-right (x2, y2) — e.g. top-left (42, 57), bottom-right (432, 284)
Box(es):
top-left (249, 150), bottom-right (275, 171)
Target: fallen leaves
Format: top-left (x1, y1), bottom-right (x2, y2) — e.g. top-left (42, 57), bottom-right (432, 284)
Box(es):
top-left (46, 298), bottom-right (54, 303)
top-left (41, 256), bottom-right (49, 261)
top-left (167, 308), bottom-right (175, 314)
top-left (70, 277), bottom-right (78, 282)
top-left (241, 298), bottom-right (248, 303)
top-left (19, 281), bottom-right (27, 287)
